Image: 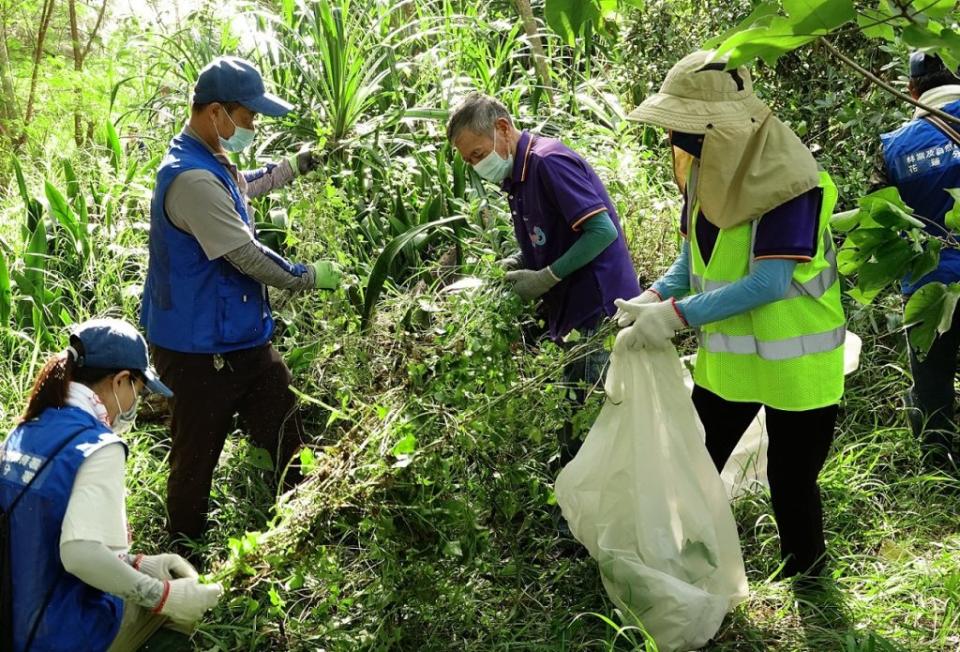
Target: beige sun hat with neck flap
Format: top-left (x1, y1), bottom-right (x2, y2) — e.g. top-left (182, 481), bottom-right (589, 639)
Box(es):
top-left (628, 50), bottom-right (820, 230)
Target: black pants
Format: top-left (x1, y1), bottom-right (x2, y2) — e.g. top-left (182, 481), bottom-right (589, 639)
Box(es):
top-left (152, 343), bottom-right (305, 541)
top-left (692, 385), bottom-right (838, 578)
top-left (907, 307), bottom-right (960, 461)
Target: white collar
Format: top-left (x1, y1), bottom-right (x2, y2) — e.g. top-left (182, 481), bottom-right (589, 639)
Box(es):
top-left (913, 85), bottom-right (960, 119)
top-left (66, 382), bottom-right (111, 427)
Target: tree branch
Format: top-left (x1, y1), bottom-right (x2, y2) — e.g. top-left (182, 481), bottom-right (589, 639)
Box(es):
top-left (819, 38), bottom-right (960, 127)
top-left (81, 0), bottom-right (108, 62)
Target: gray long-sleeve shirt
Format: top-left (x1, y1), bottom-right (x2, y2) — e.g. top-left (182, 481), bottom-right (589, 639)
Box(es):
top-left (163, 125), bottom-right (312, 290)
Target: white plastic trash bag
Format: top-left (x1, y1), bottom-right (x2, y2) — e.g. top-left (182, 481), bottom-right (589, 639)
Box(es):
top-left (555, 334), bottom-right (748, 652)
top-left (682, 330), bottom-right (863, 499)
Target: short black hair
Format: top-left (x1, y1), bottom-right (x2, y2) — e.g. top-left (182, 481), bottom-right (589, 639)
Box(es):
top-left (911, 69), bottom-right (960, 96)
top-left (191, 100), bottom-right (245, 114)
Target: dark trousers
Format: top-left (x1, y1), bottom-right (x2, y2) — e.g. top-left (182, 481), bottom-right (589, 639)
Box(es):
top-left (907, 307), bottom-right (960, 461)
top-left (152, 343), bottom-right (305, 541)
top-left (692, 385), bottom-right (838, 578)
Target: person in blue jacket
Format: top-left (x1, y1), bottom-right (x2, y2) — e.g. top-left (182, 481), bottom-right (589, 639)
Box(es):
top-left (0, 319), bottom-right (221, 652)
top-left (876, 52), bottom-right (960, 470)
top-left (141, 56), bottom-right (339, 548)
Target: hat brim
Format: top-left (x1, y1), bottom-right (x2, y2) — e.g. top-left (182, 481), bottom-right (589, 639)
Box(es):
top-left (627, 92), bottom-right (769, 133)
top-left (242, 92), bottom-right (294, 117)
top-left (143, 368), bottom-right (173, 398)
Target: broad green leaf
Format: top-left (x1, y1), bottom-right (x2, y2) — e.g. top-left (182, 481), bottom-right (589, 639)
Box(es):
top-left (103, 120), bottom-right (123, 173)
top-left (44, 181), bottom-right (80, 241)
top-left (857, 186), bottom-right (913, 215)
top-left (782, 0), bottom-right (855, 34)
top-left (901, 22), bottom-right (948, 50)
top-left (910, 0), bottom-right (957, 21)
top-left (24, 223), bottom-right (47, 293)
top-left (0, 249), bottom-right (10, 326)
top-left (392, 432), bottom-right (417, 456)
top-left (12, 156), bottom-right (31, 210)
top-left (362, 215), bottom-right (465, 329)
top-left (857, 6), bottom-right (898, 41)
top-left (704, 2), bottom-right (779, 50)
top-left (545, 0), bottom-right (600, 46)
top-left (715, 21), bottom-right (818, 67)
top-left (248, 447), bottom-right (275, 471)
top-left (944, 188), bottom-right (960, 232)
top-left (907, 238), bottom-right (942, 284)
top-left (830, 208), bottom-right (861, 232)
top-left (62, 159), bottom-right (80, 205)
top-left (904, 282), bottom-right (960, 355)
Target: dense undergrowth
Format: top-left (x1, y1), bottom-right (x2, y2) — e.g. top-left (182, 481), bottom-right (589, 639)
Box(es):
top-left (1, 0), bottom-right (958, 649)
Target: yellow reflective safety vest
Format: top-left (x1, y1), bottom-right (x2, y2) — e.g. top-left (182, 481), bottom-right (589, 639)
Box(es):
top-left (687, 165), bottom-right (845, 411)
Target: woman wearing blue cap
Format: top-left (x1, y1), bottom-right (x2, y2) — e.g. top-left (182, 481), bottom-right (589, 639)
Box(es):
top-left (0, 318), bottom-right (221, 652)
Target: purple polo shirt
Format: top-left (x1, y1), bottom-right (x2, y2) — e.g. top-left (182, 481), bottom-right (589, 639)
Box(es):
top-left (681, 187), bottom-right (823, 263)
top-left (502, 132), bottom-right (640, 340)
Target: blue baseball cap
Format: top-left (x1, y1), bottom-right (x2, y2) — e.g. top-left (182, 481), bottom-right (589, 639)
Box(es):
top-left (192, 56), bottom-right (293, 117)
top-left (69, 318), bottom-right (173, 397)
top-left (909, 51), bottom-right (947, 78)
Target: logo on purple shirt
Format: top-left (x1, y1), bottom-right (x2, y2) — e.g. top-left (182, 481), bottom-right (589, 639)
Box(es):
top-left (530, 227), bottom-right (547, 247)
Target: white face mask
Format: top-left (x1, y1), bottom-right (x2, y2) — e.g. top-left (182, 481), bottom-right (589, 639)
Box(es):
top-left (215, 109), bottom-right (255, 153)
top-left (112, 379), bottom-right (139, 434)
top-left (472, 130), bottom-right (514, 183)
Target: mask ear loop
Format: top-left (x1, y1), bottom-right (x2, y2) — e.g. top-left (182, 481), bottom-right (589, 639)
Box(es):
top-left (67, 334), bottom-right (85, 367)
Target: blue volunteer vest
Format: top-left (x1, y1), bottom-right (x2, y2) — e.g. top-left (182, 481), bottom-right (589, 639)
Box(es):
top-left (880, 99), bottom-right (960, 294)
top-left (0, 407), bottom-right (126, 652)
top-left (141, 133), bottom-right (274, 353)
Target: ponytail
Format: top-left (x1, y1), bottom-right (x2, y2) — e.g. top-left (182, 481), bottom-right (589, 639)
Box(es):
top-left (20, 350), bottom-right (76, 423)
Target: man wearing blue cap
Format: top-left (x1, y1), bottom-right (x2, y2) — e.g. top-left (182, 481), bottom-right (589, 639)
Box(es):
top-left (141, 56), bottom-right (336, 546)
top-left (876, 52), bottom-right (960, 470)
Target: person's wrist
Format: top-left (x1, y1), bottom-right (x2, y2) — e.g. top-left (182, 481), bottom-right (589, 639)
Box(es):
top-left (151, 580), bottom-right (171, 614)
top-left (664, 298), bottom-right (687, 328)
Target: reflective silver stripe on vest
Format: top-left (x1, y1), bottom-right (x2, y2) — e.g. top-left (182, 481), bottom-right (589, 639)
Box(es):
top-left (697, 324), bottom-right (845, 361)
top-left (690, 228), bottom-right (838, 299)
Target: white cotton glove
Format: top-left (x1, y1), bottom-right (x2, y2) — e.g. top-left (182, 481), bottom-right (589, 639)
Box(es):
top-left (614, 290), bottom-right (662, 326)
top-left (614, 299), bottom-right (686, 350)
top-left (505, 267), bottom-right (561, 300)
top-left (136, 553), bottom-right (198, 581)
top-left (157, 578), bottom-right (223, 625)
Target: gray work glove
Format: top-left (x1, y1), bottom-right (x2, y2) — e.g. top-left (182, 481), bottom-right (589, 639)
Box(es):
top-left (289, 145), bottom-right (322, 176)
top-left (136, 553), bottom-right (198, 581)
top-left (505, 267), bottom-right (561, 301)
top-left (157, 578), bottom-right (223, 625)
top-left (496, 252), bottom-right (524, 272)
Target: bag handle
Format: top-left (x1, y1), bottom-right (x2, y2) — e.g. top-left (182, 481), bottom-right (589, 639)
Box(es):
top-left (924, 114), bottom-right (960, 147)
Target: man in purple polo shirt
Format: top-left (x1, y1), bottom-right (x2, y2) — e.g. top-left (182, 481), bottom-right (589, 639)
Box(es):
top-left (446, 93), bottom-right (640, 464)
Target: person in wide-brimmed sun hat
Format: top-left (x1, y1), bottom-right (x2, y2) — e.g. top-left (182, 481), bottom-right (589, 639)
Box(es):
top-left (617, 50), bottom-right (846, 583)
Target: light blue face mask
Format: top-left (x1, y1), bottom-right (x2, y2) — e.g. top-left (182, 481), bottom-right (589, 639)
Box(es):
top-left (111, 379), bottom-right (139, 435)
top-left (473, 130), bottom-right (513, 183)
top-left (217, 108), bottom-right (255, 153)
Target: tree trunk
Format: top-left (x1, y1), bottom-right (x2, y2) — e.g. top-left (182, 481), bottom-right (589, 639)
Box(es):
top-left (18, 0), bottom-right (57, 149)
top-left (69, 0), bottom-right (84, 146)
top-left (0, 5), bottom-right (19, 126)
top-left (513, 0), bottom-right (554, 104)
